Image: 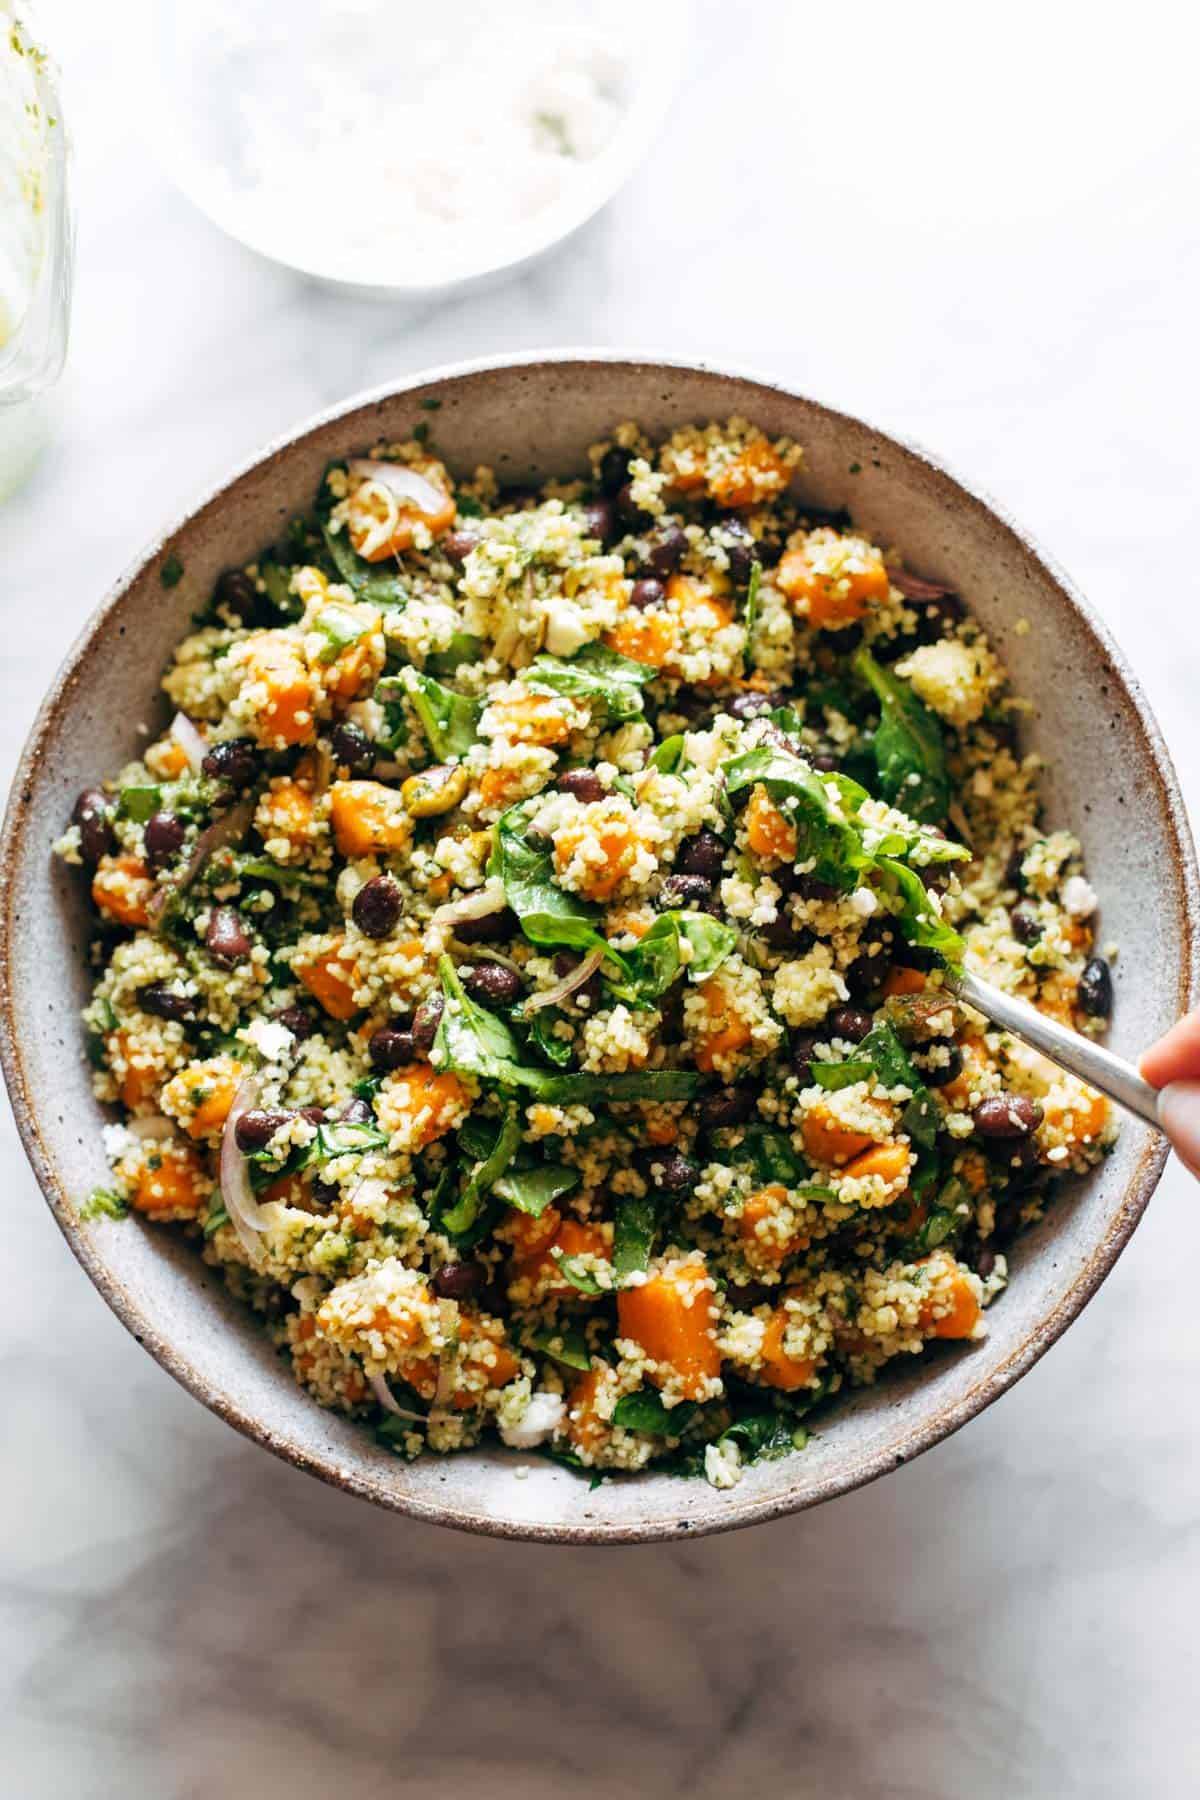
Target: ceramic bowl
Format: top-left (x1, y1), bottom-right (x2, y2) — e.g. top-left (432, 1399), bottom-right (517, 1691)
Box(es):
top-left (3, 353), bottom-right (1196, 1543)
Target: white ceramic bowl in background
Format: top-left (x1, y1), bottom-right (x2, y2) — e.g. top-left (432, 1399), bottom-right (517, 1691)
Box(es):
top-left (133, 0), bottom-right (689, 303)
top-left (2, 353), bottom-right (1196, 1543)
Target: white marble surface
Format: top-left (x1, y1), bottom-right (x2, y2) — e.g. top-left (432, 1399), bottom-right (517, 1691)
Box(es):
top-left (3, 3), bottom-right (1200, 1795)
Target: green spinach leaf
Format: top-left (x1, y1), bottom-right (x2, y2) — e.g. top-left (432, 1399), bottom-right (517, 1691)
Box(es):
top-left (523, 1325), bottom-right (592, 1371)
top-left (442, 1105), bottom-right (521, 1235)
top-left (384, 671), bottom-right (481, 761)
top-left (854, 648), bottom-right (950, 824)
top-left (493, 1162), bottom-right (580, 1216)
top-left (524, 643), bottom-right (655, 723)
top-left (612, 1389), bottom-right (697, 1435)
top-left (612, 1193), bottom-right (660, 1278)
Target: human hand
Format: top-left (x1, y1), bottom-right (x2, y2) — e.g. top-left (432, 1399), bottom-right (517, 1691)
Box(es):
top-left (1141, 1015), bottom-right (1200, 1177)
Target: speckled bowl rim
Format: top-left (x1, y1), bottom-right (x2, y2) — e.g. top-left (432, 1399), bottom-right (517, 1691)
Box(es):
top-left (2, 351), bottom-right (1196, 1544)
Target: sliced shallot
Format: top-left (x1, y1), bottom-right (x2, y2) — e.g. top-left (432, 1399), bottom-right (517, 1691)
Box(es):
top-left (347, 458), bottom-right (447, 518)
top-left (169, 711), bottom-right (208, 773)
top-left (522, 944), bottom-right (606, 1014)
top-left (220, 1075), bottom-right (274, 1256)
top-left (888, 566), bottom-right (956, 603)
top-left (369, 1370), bottom-right (427, 1425)
top-left (431, 882), bottom-right (508, 931)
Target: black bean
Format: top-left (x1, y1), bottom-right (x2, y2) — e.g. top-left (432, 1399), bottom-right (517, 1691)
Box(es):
top-left (500, 486), bottom-right (537, 509)
top-left (1004, 845), bottom-right (1027, 892)
top-left (352, 874), bottom-right (402, 939)
top-left (922, 1045), bottom-right (964, 1089)
top-left (791, 1031), bottom-right (821, 1084)
top-left (829, 1005), bottom-right (873, 1043)
top-left (845, 918), bottom-right (896, 998)
top-left (330, 721), bottom-right (376, 777)
top-left (1011, 902), bottom-right (1042, 945)
top-left (787, 873), bottom-right (837, 902)
top-left (556, 768), bottom-right (608, 804)
top-left (299, 1105), bottom-right (327, 1126)
top-left (615, 482), bottom-right (649, 530)
top-left (581, 499), bottom-right (618, 548)
top-left (759, 915), bottom-right (814, 953)
top-left (461, 962), bottom-right (523, 1006)
top-left (411, 994), bottom-right (445, 1054)
top-left (988, 1132), bottom-right (1041, 1174)
top-left (649, 1151), bottom-right (700, 1198)
top-left (699, 1086), bottom-right (756, 1132)
top-left (975, 1247), bottom-right (996, 1280)
top-left (644, 525), bottom-right (688, 579)
top-left (677, 829), bottom-right (726, 880)
top-left (915, 592), bottom-right (966, 643)
top-left (72, 788), bottom-right (114, 865)
top-left (311, 1176), bottom-right (340, 1209)
top-left (1077, 957), bottom-right (1113, 1019)
top-left (442, 528), bottom-right (482, 566)
top-left (454, 905), bottom-right (518, 944)
top-left (727, 690), bottom-right (781, 721)
top-left (339, 1097), bottom-right (374, 1124)
top-left (202, 738), bottom-right (258, 789)
top-left (276, 1004), bottom-right (315, 1042)
top-left (235, 1108), bottom-right (293, 1152)
top-left (143, 811), bottom-right (185, 869)
top-left (206, 905), bottom-right (252, 964)
top-left (972, 1094), bottom-right (1042, 1140)
top-left (720, 517), bottom-right (756, 584)
top-left (215, 568), bottom-right (262, 624)
top-left (629, 577), bottom-right (665, 611)
top-left (433, 1261), bottom-right (485, 1301)
top-left (137, 982), bottom-right (200, 1023)
top-left (808, 750), bottom-right (840, 773)
top-left (599, 445), bottom-right (633, 496)
top-left (369, 1026), bottom-right (416, 1072)
top-left (658, 872), bottom-right (715, 911)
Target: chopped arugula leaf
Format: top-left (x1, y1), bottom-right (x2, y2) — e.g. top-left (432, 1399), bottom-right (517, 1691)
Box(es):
top-left (493, 1162), bottom-right (580, 1216)
top-left (612, 1389), bottom-right (696, 1436)
top-left (523, 1325), bottom-right (592, 1371)
top-left (612, 1193), bottom-right (659, 1277)
top-left (388, 670), bottom-right (482, 761)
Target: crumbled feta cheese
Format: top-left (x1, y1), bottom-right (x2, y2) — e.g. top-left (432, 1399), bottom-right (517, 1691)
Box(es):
top-left (1062, 875), bottom-right (1098, 919)
top-left (704, 1439), bottom-right (743, 1490)
top-left (499, 1391), bottom-right (566, 1450)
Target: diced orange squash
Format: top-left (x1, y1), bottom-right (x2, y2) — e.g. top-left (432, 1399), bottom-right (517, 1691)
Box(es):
top-left (406, 1313), bottom-right (521, 1409)
top-left (664, 573), bottom-right (733, 636)
top-left (777, 544), bottom-right (889, 629)
top-left (108, 1029), bottom-right (159, 1109)
top-left (739, 1184), bottom-right (805, 1264)
top-left (477, 765), bottom-right (522, 810)
top-left (511, 1214), bottom-right (612, 1298)
top-left (296, 939), bottom-right (360, 1020)
top-left (256, 778), bottom-right (315, 848)
top-left (603, 608), bottom-right (679, 669)
top-left (840, 1141), bottom-right (912, 1189)
top-left (91, 854), bottom-right (153, 928)
top-left (161, 1056), bottom-right (243, 1141)
top-left (882, 965), bottom-right (926, 998)
top-left (326, 639), bottom-right (376, 703)
top-left (566, 1366), bottom-right (610, 1455)
top-left (1037, 972), bottom-right (1078, 1026)
top-left (617, 1259), bottom-right (721, 1400)
top-left (708, 440), bottom-right (790, 509)
top-left (376, 1064), bottom-right (470, 1150)
top-left (916, 1255), bottom-right (982, 1339)
top-left (939, 1036), bottom-right (993, 1110)
top-left (758, 1305), bottom-right (817, 1392)
top-left (345, 457), bottom-right (456, 559)
top-left (802, 1103), bottom-right (877, 1166)
top-left (692, 975), bottom-right (753, 1074)
top-left (553, 815), bottom-right (645, 903)
top-left (241, 633), bottom-right (316, 747)
top-left (125, 1141), bottom-right (211, 1221)
top-left (1041, 1087), bottom-right (1110, 1150)
top-left (745, 783), bottom-right (797, 861)
top-left (144, 734), bottom-right (192, 779)
top-left (488, 692), bottom-right (574, 747)
top-left (329, 780), bottom-right (410, 857)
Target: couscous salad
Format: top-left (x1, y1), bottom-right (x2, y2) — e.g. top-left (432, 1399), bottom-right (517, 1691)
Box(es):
top-left (58, 418), bottom-right (1116, 1488)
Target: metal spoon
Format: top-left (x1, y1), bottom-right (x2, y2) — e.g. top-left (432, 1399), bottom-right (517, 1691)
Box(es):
top-left (948, 967), bottom-right (1163, 1129)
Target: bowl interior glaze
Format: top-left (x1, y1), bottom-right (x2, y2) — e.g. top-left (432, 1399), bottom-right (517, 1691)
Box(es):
top-left (3, 354), bottom-right (1195, 1543)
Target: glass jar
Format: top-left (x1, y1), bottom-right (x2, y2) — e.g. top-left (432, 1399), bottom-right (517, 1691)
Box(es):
top-left (0, 2), bottom-right (72, 501)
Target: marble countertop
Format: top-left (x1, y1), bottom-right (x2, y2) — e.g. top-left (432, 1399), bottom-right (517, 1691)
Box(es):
top-left (4, 3), bottom-right (1200, 1794)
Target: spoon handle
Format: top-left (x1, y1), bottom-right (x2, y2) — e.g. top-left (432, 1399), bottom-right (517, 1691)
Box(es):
top-left (950, 967), bottom-right (1163, 1129)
